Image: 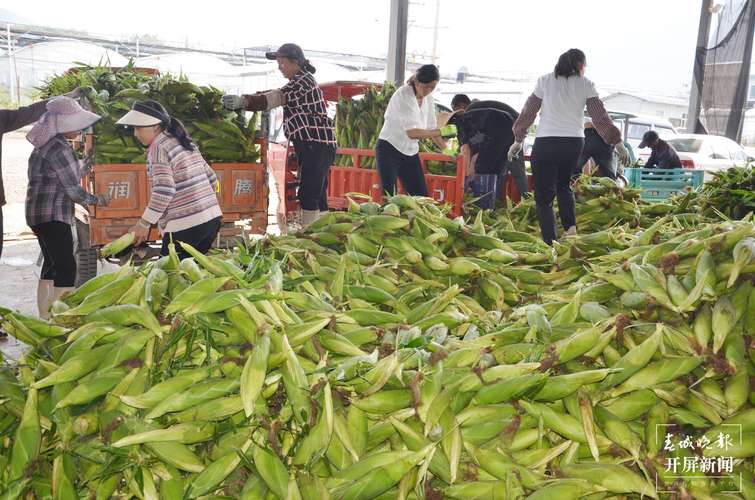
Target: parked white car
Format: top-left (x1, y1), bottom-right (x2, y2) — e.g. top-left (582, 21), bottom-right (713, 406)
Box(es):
top-left (664, 134), bottom-right (753, 173)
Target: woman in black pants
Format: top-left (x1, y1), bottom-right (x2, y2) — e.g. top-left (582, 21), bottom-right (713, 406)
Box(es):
top-left (222, 43), bottom-right (335, 227)
top-left (25, 97), bottom-right (109, 317)
top-left (375, 64), bottom-right (456, 197)
top-left (509, 49), bottom-right (628, 245)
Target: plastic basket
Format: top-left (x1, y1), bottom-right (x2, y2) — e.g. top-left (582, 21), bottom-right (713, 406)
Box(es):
top-left (624, 168), bottom-right (705, 201)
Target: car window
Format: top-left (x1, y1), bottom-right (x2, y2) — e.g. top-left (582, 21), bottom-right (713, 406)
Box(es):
top-left (667, 138), bottom-right (702, 152)
top-left (725, 139), bottom-right (749, 162)
top-left (628, 123), bottom-right (651, 140)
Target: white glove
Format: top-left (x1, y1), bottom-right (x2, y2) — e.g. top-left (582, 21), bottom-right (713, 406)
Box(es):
top-left (614, 142), bottom-right (629, 167)
top-left (507, 141), bottom-right (523, 162)
top-left (222, 94), bottom-right (245, 110)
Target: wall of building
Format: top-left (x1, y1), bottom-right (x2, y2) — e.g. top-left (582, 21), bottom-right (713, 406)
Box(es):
top-left (603, 94), bottom-right (688, 129)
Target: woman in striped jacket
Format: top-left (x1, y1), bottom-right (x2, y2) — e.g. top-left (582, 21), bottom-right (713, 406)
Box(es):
top-left (117, 100), bottom-right (222, 259)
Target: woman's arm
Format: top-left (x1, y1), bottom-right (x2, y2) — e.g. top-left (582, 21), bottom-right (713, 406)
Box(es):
top-left (406, 128), bottom-right (441, 140)
top-left (0, 101), bottom-right (47, 134)
top-left (431, 136), bottom-right (446, 150)
top-left (513, 94), bottom-right (542, 143)
top-left (585, 97), bottom-right (622, 146)
top-left (48, 141), bottom-right (98, 206)
top-left (140, 154), bottom-right (176, 226)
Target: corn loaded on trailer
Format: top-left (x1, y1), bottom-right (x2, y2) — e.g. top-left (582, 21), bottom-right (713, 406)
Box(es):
top-left (74, 127), bottom-right (270, 286)
top-left (269, 81), bottom-right (466, 228)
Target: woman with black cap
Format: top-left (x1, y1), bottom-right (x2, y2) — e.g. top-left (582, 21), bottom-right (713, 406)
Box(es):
top-left (375, 64), bottom-right (456, 197)
top-left (116, 100), bottom-right (222, 259)
top-left (222, 43), bottom-right (335, 227)
top-left (509, 48), bottom-right (628, 245)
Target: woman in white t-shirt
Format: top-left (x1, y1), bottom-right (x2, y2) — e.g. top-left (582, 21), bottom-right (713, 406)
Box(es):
top-left (376, 64), bottom-right (455, 196)
top-left (509, 49), bottom-right (628, 245)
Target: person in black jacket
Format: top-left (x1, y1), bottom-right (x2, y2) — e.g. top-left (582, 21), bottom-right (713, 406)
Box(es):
top-left (640, 130), bottom-right (682, 169)
top-left (448, 95), bottom-right (529, 203)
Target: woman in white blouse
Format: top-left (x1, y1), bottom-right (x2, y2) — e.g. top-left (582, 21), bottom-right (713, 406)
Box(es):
top-left (510, 49), bottom-right (628, 245)
top-left (375, 64), bottom-right (455, 196)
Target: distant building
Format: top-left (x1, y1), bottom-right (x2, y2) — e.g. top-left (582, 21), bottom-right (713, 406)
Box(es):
top-left (602, 91), bottom-right (689, 129)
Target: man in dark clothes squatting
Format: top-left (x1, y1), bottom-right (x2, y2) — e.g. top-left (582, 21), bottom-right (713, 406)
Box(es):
top-left (574, 117), bottom-right (618, 180)
top-left (448, 94), bottom-right (529, 206)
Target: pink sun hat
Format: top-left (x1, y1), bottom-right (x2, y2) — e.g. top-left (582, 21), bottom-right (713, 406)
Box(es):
top-left (27, 96), bottom-right (101, 147)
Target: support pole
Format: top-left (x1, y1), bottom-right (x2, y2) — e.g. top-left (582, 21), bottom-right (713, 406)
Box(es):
top-left (387, 0), bottom-right (409, 85)
top-left (687, 0), bottom-right (713, 133)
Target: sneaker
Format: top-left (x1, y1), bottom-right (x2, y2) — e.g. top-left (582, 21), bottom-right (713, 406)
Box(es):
top-left (565, 226), bottom-right (578, 236)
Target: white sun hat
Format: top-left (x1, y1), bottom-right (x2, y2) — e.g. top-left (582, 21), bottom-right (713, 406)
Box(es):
top-left (115, 100), bottom-right (170, 127)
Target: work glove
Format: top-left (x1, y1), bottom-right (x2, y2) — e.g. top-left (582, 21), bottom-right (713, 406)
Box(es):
top-left (440, 124), bottom-right (457, 138)
top-left (507, 141), bottom-right (523, 162)
top-left (94, 193), bottom-right (111, 207)
top-left (614, 142), bottom-right (629, 167)
top-left (222, 94), bottom-right (245, 110)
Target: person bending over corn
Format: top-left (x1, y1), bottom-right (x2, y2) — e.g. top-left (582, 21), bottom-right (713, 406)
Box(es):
top-left (117, 100), bottom-right (222, 260)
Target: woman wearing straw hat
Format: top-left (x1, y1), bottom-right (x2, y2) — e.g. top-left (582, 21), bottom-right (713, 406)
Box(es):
top-left (117, 100), bottom-right (222, 260)
top-left (26, 96), bottom-right (109, 317)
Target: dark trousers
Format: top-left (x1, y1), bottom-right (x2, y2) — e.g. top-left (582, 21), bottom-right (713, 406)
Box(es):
top-left (32, 221), bottom-right (75, 287)
top-left (294, 141), bottom-right (336, 211)
top-left (531, 137), bottom-right (584, 245)
top-left (0, 206), bottom-right (3, 261)
top-left (375, 139), bottom-right (428, 197)
top-left (498, 156), bottom-right (529, 201)
top-left (575, 128), bottom-right (616, 180)
top-left (161, 216), bottom-right (221, 261)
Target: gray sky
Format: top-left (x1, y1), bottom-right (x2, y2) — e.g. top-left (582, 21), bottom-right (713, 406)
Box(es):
top-left (2, 0), bottom-right (700, 94)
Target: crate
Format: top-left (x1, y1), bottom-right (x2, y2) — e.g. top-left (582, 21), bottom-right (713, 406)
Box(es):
top-left (86, 161), bottom-right (268, 246)
top-left (280, 146), bottom-right (466, 217)
top-left (624, 167), bottom-right (705, 201)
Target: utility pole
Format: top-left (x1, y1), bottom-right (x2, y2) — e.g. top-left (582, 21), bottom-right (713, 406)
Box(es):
top-left (387, 0), bottom-right (409, 85)
top-left (431, 0), bottom-right (440, 64)
top-left (136, 36), bottom-right (140, 59)
top-left (687, 0), bottom-right (712, 133)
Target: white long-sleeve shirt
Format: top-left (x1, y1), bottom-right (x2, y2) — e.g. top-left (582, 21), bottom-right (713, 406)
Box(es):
top-left (378, 84), bottom-right (437, 156)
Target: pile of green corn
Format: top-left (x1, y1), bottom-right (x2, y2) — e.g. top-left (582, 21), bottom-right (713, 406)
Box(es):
top-left (0, 195), bottom-right (754, 499)
top-left (670, 166), bottom-right (755, 220)
top-left (503, 176), bottom-right (692, 233)
top-left (41, 62), bottom-right (259, 165)
top-left (334, 83), bottom-right (396, 168)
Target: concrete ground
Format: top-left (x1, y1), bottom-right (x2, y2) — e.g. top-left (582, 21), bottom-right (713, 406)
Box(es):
top-left (1, 129), bottom-right (282, 361)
